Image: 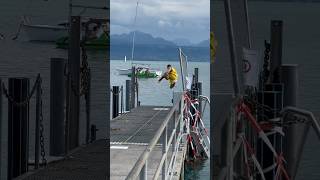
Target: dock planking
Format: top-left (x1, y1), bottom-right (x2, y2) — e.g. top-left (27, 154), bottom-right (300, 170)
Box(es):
top-left (110, 105), bottom-right (186, 179)
top-left (111, 106), bottom-right (173, 143)
top-left (16, 139), bottom-right (107, 180)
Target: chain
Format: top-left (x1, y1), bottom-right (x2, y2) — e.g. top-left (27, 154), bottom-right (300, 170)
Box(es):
top-left (68, 45), bottom-right (91, 97)
top-left (2, 75), bottom-right (40, 106)
top-left (80, 45), bottom-right (90, 96)
top-left (2, 75), bottom-right (47, 165)
top-left (262, 40), bottom-right (271, 84)
top-left (38, 76), bottom-right (47, 165)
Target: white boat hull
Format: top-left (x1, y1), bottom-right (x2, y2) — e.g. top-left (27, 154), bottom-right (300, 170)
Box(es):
top-left (23, 24), bottom-right (68, 41)
top-left (117, 69), bottom-right (132, 75)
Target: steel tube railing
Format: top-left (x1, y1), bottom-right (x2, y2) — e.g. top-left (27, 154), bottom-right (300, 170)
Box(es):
top-left (126, 95), bottom-right (183, 180)
top-left (281, 106), bottom-right (320, 140)
top-left (162, 126), bottom-right (167, 180)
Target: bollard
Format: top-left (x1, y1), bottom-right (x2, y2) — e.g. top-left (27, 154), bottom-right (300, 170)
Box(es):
top-left (269, 20), bottom-right (283, 83)
top-left (66, 16), bottom-right (81, 152)
top-left (35, 75), bottom-right (40, 169)
top-left (112, 86), bottom-right (119, 118)
top-left (50, 58), bottom-right (66, 156)
top-left (7, 78), bottom-right (30, 179)
top-left (194, 68), bottom-right (199, 84)
top-left (125, 80), bottom-right (131, 111)
top-left (130, 67), bottom-right (136, 109)
top-left (120, 86), bottom-right (123, 114)
top-left (85, 70), bottom-right (91, 144)
top-left (281, 64), bottom-right (305, 180)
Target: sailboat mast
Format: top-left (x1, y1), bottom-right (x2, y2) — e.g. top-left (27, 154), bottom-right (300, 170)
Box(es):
top-left (68, 0), bottom-right (73, 32)
top-left (131, 1), bottom-right (139, 65)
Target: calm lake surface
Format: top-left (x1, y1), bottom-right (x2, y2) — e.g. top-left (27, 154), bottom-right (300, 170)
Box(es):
top-left (213, 1), bottom-right (320, 179)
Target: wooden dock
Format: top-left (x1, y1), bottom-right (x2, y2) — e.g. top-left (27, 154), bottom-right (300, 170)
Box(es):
top-left (15, 139), bottom-right (107, 180)
top-left (110, 106), bottom-right (187, 179)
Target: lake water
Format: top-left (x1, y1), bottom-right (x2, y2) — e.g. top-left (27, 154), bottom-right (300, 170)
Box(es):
top-left (213, 1), bottom-right (320, 179)
top-left (110, 60), bottom-right (210, 180)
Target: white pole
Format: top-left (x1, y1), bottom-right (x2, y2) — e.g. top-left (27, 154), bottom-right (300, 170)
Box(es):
top-left (131, 1), bottom-right (139, 66)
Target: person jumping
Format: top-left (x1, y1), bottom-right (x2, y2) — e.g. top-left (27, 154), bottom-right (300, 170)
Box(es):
top-left (158, 64), bottom-right (178, 89)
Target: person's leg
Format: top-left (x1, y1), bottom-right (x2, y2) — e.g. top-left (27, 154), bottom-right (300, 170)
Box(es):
top-left (169, 80), bottom-right (176, 89)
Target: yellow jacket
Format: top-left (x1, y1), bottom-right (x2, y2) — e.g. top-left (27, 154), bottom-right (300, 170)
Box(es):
top-left (168, 68), bottom-right (178, 82)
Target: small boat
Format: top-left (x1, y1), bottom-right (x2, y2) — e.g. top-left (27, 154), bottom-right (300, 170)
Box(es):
top-left (116, 63), bottom-right (162, 78)
top-left (55, 18), bottom-right (109, 49)
top-left (128, 67), bottom-right (162, 78)
top-left (117, 68), bottom-right (132, 75)
top-left (23, 23), bottom-right (68, 42)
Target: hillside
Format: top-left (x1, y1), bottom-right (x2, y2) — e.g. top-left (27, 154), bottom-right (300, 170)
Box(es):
top-left (110, 31), bottom-right (209, 61)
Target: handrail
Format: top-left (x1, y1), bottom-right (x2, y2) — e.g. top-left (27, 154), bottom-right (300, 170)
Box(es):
top-left (199, 95), bottom-right (210, 105)
top-left (126, 95), bottom-right (183, 180)
top-left (281, 106), bottom-right (320, 140)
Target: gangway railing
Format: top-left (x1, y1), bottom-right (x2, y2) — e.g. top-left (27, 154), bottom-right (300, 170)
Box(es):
top-left (126, 94), bottom-right (185, 180)
top-left (281, 106), bottom-right (320, 140)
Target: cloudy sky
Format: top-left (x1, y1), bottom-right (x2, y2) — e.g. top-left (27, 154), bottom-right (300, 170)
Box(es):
top-left (110, 0), bottom-right (210, 44)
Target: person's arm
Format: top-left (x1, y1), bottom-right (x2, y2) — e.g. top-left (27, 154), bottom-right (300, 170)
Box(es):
top-left (158, 75), bottom-right (165, 82)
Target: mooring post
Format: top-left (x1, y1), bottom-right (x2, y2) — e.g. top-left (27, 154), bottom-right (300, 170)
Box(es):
top-left (136, 74), bottom-right (139, 106)
top-left (120, 85), bottom-right (123, 114)
top-left (269, 20), bottom-right (283, 83)
top-left (130, 67), bottom-right (136, 109)
top-left (194, 68), bottom-right (199, 84)
top-left (281, 64), bottom-right (305, 180)
top-left (85, 70), bottom-right (91, 144)
top-left (34, 76), bottom-right (40, 169)
top-left (125, 80), bottom-right (131, 111)
top-left (7, 78), bottom-right (29, 179)
top-left (112, 86), bottom-right (120, 118)
top-left (50, 58), bottom-right (66, 156)
top-left (66, 16), bottom-right (81, 151)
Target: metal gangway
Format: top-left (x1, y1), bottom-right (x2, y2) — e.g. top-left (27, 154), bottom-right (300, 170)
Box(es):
top-left (125, 48), bottom-right (210, 180)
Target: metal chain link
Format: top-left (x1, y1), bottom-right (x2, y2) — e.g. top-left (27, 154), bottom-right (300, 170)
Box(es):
top-left (38, 76), bottom-right (47, 166)
top-left (80, 45), bottom-right (90, 96)
top-left (262, 40), bottom-right (271, 84)
top-left (2, 75), bottom-right (47, 165)
top-left (2, 75), bottom-right (40, 106)
top-left (69, 45), bottom-right (91, 97)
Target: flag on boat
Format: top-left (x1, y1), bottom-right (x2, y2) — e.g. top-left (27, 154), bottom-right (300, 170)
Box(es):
top-left (242, 48), bottom-right (261, 87)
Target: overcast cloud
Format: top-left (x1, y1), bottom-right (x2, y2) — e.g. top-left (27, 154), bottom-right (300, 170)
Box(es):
top-left (110, 0), bottom-right (210, 44)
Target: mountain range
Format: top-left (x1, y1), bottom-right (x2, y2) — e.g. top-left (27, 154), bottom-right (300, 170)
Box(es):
top-left (110, 31), bottom-right (209, 61)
